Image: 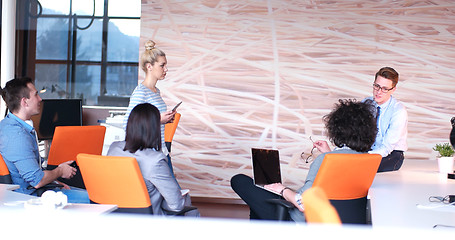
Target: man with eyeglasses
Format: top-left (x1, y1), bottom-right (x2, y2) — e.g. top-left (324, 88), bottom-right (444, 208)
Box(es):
top-left (363, 67), bottom-right (408, 172)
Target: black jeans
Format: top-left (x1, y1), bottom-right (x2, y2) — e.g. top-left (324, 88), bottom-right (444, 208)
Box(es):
top-left (377, 150), bottom-right (404, 172)
top-left (230, 174), bottom-right (282, 220)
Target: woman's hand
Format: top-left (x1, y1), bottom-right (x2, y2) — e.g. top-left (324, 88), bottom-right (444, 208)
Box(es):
top-left (161, 111), bottom-right (176, 124)
top-left (313, 140), bottom-right (331, 153)
top-left (265, 183), bottom-right (303, 211)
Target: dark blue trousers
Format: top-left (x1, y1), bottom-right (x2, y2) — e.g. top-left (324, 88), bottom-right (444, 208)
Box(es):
top-left (377, 150), bottom-right (404, 172)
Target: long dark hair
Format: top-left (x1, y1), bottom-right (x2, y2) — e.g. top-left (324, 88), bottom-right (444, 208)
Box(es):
top-left (324, 99), bottom-right (377, 152)
top-left (124, 103), bottom-right (162, 153)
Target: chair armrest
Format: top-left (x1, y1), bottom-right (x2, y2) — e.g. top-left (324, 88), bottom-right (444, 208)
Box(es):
top-left (163, 206), bottom-right (198, 216)
top-left (266, 199), bottom-right (295, 208)
top-left (266, 199), bottom-right (295, 221)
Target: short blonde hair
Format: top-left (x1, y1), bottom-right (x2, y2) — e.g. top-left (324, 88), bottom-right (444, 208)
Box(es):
top-left (140, 40), bottom-right (166, 72)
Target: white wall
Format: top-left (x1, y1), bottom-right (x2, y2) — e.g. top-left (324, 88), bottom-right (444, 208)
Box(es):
top-left (0, 0), bottom-right (16, 120)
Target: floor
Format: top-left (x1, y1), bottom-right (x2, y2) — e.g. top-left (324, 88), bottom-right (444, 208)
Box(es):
top-left (191, 197), bottom-right (250, 219)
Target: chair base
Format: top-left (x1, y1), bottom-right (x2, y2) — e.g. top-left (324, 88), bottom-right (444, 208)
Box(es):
top-left (268, 197), bottom-right (370, 224)
top-left (330, 197), bottom-right (368, 224)
top-left (0, 175), bottom-right (12, 184)
top-left (113, 207), bottom-right (154, 215)
top-left (164, 206), bottom-right (198, 216)
top-left (91, 200), bottom-right (197, 216)
top-left (266, 198), bottom-right (293, 221)
top-left (91, 200), bottom-right (154, 214)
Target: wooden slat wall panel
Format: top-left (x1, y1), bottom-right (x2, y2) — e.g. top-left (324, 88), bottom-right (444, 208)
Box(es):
top-left (140, 0), bottom-right (455, 198)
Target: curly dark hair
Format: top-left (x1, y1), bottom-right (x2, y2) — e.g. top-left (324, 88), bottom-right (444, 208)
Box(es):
top-left (323, 99), bottom-right (377, 152)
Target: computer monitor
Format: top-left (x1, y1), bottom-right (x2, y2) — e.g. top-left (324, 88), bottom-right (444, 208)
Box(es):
top-left (31, 99), bottom-right (83, 140)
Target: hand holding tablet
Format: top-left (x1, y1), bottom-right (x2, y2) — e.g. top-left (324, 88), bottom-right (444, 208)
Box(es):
top-left (172, 101), bottom-right (182, 112)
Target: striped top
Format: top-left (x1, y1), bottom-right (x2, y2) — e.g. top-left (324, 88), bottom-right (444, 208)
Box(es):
top-left (124, 84), bottom-right (168, 155)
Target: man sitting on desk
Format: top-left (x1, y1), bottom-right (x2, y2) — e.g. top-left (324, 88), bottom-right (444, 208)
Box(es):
top-left (0, 77), bottom-right (88, 203)
top-left (363, 67), bottom-right (408, 172)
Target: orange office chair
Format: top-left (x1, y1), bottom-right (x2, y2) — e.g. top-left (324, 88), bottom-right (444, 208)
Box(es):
top-left (77, 153), bottom-right (196, 215)
top-left (77, 153), bottom-right (153, 214)
top-left (311, 153), bottom-right (381, 224)
top-left (301, 187), bottom-right (341, 224)
top-left (271, 153), bottom-right (381, 224)
top-left (0, 154), bottom-right (12, 184)
top-left (164, 112), bottom-right (181, 152)
top-left (47, 126), bottom-right (106, 188)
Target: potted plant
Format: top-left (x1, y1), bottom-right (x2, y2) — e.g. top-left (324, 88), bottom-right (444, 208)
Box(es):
top-left (433, 143), bottom-right (455, 173)
top-left (433, 143), bottom-right (455, 157)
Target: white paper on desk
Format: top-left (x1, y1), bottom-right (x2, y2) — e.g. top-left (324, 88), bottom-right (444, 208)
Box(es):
top-left (416, 202), bottom-right (455, 213)
top-left (3, 201), bottom-right (26, 207)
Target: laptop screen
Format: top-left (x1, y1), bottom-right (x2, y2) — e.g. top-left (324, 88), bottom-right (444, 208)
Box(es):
top-left (252, 148), bottom-right (282, 186)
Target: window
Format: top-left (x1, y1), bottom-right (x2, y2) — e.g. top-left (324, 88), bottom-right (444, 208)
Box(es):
top-left (18, 0), bottom-right (140, 107)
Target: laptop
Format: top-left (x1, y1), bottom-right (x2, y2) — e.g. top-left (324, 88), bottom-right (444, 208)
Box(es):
top-left (251, 148), bottom-right (282, 194)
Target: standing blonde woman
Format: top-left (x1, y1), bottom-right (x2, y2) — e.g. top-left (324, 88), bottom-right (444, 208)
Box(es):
top-left (124, 40), bottom-right (178, 179)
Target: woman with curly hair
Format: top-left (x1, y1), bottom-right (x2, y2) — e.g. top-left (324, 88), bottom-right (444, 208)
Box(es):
top-left (230, 99), bottom-right (377, 221)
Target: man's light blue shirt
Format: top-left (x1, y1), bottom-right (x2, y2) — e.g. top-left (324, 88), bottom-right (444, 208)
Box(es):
top-left (0, 113), bottom-right (44, 194)
top-left (364, 96), bottom-right (408, 157)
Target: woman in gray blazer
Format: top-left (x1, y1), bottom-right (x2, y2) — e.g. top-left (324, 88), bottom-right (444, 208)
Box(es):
top-left (108, 103), bottom-right (198, 216)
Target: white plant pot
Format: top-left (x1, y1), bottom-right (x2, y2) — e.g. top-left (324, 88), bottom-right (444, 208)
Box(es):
top-left (437, 156), bottom-right (454, 174)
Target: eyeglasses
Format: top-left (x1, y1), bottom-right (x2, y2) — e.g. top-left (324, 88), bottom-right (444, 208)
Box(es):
top-left (301, 136), bottom-right (316, 163)
top-left (373, 83), bottom-right (394, 93)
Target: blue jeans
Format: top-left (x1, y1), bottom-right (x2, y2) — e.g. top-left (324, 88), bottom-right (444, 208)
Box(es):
top-left (58, 187), bottom-right (90, 204)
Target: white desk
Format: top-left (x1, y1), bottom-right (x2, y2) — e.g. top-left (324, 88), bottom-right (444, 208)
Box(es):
top-left (0, 183), bottom-right (19, 191)
top-left (369, 160), bottom-right (455, 229)
top-left (0, 183), bottom-right (36, 203)
top-left (0, 183), bottom-right (117, 214)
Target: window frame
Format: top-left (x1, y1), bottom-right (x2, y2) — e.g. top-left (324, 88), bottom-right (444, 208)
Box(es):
top-left (15, 0), bottom-right (140, 106)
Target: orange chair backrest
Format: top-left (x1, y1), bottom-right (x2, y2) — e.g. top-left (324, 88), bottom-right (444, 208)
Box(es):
top-left (47, 126), bottom-right (106, 166)
top-left (312, 153), bottom-right (381, 200)
top-left (76, 153), bottom-right (151, 208)
top-left (302, 187), bottom-right (341, 224)
top-left (0, 154), bottom-right (10, 175)
top-left (0, 153), bottom-right (12, 184)
top-left (165, 113), bottom-right (181, 143)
